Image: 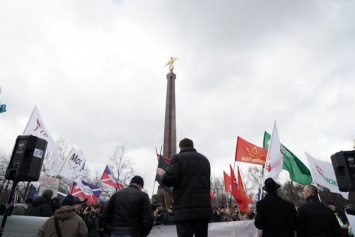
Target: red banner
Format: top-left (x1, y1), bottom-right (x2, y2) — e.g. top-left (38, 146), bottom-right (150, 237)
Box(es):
top-left (235, 136), bottom-right (267, 165)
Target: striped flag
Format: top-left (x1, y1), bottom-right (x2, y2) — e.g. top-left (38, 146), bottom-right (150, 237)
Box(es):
top-left (71, 180), bottom-right (101, 205)
top-left (101, 165), bottom-right (124, 190)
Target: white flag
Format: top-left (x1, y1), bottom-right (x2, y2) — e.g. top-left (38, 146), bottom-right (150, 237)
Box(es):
top-left (263, 121), bottom-right (283, 181)
top-left (305, 152), bottom-right (348, 199)
top-left (59, 148), bottom-right (86, 181)
top-left (23, 106), bottom-right (62, 176)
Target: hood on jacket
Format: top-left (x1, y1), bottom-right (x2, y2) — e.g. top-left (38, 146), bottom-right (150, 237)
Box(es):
top-left (31, 196), bottom-right (51, 207)
top-left (55, 205), bottom-right (78, 220)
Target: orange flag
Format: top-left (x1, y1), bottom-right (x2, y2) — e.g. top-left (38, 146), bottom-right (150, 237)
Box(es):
top-left (223, 171), bottom-right (231, 193)
top-left (237, 166), bottom-right (253, 212)
top-left (235, 136), bottom-right (267, 165)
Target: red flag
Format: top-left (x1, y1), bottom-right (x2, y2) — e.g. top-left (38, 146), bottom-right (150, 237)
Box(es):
top-left (230, 165), bottom-right (244, 204)
top-left (223, 171), bottom-right (231, 193)
top-left (101, 165), bottom-right (124, 190)
top-left (210, 191), bottom-right (215, 199)
top-left (235, 136), bottom-right (267, 165)
top-left (237, 167), bottom-right (252, 212)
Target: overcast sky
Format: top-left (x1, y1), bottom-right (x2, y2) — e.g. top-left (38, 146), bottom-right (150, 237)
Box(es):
top-left (1, 0), bottom-right (355, 196)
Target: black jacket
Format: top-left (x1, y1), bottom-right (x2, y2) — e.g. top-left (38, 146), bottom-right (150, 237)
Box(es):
top-left (297, 195), bottom-right (343, 237)
top-left (254, 192), bottom-right (297, 237)
top-left (102, 185), bottom-right (154, 237)
top-left (24, 196), bottom-right (53, 217)
top-left (161, 147), bottom-right (213, 222)
top-left (154, 208), bottom-right (168, 225)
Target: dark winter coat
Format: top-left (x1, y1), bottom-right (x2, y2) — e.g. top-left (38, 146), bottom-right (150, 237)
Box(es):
top-left (85, 210), bottom-right (100, 237)
top-left (37, 205), bottom-right (88, 237)
top-left (297, 195), bottom-right (343, 237)
top-left (154, 208), bottom-right (168, 225)
top-left (254, 191), bottom-right (297, 237)
top-left (25, 196), bottom-right (53, 217)
top-left (101, 184), bottom-right (154, 237)
top-left (161, 146), bottom-right (213, 222)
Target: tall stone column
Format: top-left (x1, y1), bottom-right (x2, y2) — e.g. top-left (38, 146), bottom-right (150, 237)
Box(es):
top-left (163, 71), bottom-right (176, 159)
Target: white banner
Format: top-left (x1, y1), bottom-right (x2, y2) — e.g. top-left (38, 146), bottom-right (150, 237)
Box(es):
top-left (23, 106), bottom-right (62, 176)
top-left (305, 152), bottom-right (348, 199)
top-left (39, 177), bottom-right (60, 197)
top-left (58, 147), bottom-right (86, 181)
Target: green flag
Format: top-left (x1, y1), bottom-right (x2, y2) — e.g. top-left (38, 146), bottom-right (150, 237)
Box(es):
top-left (263, 131), bottom-right (312, 185)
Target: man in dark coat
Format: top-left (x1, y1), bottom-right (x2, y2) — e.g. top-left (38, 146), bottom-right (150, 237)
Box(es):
top-left (157, 138), bottom-right (213, 237)
top-left (24, 189), bottom-right (53, 217)
top-left (254, 178), bottom-right (297, 237)
top-left (101, 175), bottom-right (154, 237)
top-left (297, 185), bottom-right (343, 237)
top-left (154, 203), bottom-right (168, 225)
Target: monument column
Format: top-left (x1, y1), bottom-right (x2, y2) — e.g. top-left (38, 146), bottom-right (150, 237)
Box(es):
top-left (163, 71), bottom-right (177, 159)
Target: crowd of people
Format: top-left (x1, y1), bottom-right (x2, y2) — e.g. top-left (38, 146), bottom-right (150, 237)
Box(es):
top-left (211, 204), bottom-right (256, 223)
top-left (1, 138), bottom-right (354, 237)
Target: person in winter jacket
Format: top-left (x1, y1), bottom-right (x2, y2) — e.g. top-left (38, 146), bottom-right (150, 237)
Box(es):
top-left (157, 138), bottom-right (213, 237)
top-left (297, 185), bottom-right (343, 237)
top-left (37, 195), bottom-right (88, 237)
top-left (25, 189), bottom-right (53, 217)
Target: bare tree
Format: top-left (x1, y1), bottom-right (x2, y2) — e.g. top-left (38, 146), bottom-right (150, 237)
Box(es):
top-left (244, 165), bottom-right (263, 201)
top-left (211, 176), bottom-right (234, 208)
top-left (109, 145), bottom-right (135, 185)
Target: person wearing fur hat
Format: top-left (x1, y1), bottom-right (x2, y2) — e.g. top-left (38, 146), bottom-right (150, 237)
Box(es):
top-left (254, 178), bottom-right (297, 237)
top-left (37, 194), bottom-right (88, 237)
top-left (102, 175), bottom-right (154, 237)
top-left (25, 189), bottom-right (53, 217)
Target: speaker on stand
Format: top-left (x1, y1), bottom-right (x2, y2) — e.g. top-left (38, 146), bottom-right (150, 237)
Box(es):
top-left (0, 135), bottom-right (47, 237)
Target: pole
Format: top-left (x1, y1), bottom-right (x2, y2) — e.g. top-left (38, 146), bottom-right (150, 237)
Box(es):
top-left (0, 180), bottom-right (18, 237)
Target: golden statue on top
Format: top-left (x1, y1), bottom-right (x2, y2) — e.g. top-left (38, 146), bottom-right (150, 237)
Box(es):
top-left (165, 57), bottom-right (178, 71)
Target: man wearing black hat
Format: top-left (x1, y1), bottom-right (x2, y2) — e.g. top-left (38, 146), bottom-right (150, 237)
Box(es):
top-left (102, 175), bottom-right (154, 237)
top-left (157, 138), bottom-right (213, 237)
top-left (254, 178), bottom-right (297, 237)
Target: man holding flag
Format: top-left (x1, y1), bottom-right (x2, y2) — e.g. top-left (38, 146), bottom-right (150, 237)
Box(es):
top-left (157, 138), bottom-right (213, 237)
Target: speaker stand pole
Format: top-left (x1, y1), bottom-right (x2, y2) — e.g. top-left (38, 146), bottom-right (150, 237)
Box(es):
top-left (0, 180), bottom-right (18, 237)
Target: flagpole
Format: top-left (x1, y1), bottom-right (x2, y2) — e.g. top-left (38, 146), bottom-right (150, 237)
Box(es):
top-left (151, 180), bottom-right (156, 201)
top-left (22, 105), bottom-right (37, 134)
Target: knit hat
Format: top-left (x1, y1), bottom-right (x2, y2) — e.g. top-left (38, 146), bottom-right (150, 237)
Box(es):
top-left (262, 178), bottom-right (281, 192)
top-left (42, 189), bottom-right (53, 200)
top-left (61, 194), bottom-right (74, 207)
top-left (130, 175), bottom-right (144, 188)
top-left (74, 197), bottom-right (83, 204)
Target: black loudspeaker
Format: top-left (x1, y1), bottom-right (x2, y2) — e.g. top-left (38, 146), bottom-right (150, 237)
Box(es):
top-left (5, 135), bottom-right (48, 181)
top-left (331, 150), bottom-right (355, 192)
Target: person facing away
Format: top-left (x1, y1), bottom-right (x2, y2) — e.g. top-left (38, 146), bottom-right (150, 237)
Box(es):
top-left (254, 178), bottom-right (297, 237)
top-left (326, 200), bottom-right (352, 237)
top-left (85, 203), bottom-right (102, 237)
top-left (157, 138), bottom-right (213, 237)
top-left (25, 189), bottom-right (53, 217)
top-left (37, 194), bottom-right (88, 237)
top-left (297, 185), bottom-right (343, 237)
top-left (101, 175), bottom-right (154, 237)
